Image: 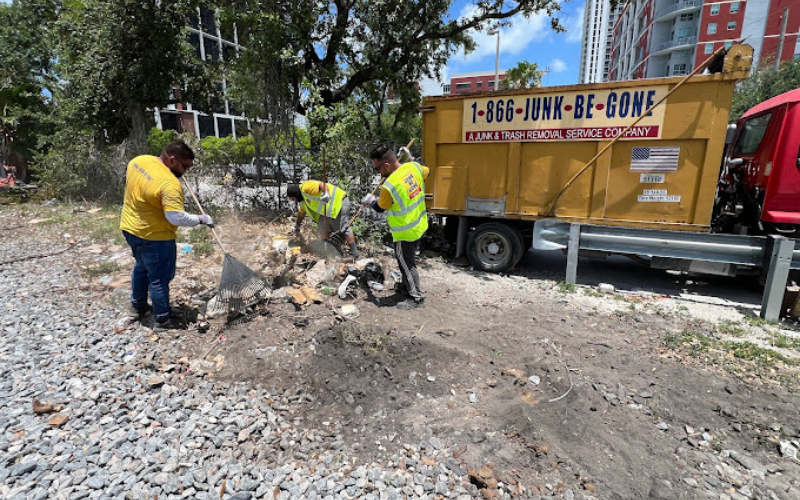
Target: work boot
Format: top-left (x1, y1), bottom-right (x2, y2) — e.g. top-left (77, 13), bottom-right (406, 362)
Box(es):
top-left (396, 299), bottom-right (424, 310)
top-left (153, 316), bottom-right (184, 332)
top-left (127, 304), bottom-right (152, 322)
top-left (393, 282), bottom-right (411, 297)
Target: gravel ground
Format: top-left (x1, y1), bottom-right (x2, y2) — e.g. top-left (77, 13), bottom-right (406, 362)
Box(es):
top-left (0, 214), bottom-right (529, 500)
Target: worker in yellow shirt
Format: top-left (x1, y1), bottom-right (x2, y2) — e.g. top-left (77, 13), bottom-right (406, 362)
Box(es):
top-left (364, 144), bottom-right (429, 309)
top-left (119, 142), bottom-right (214, 331)
top-left (287, 180), bottom-right (359, 258)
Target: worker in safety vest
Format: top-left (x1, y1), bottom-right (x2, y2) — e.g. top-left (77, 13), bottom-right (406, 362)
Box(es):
top-left (364, 144), bottom-right (429, 309)
top-left (287, 180), bottom-right (359, 258)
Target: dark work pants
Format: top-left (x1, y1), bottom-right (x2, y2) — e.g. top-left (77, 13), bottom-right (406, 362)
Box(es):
top-left (394, 240), bottom-right (424, 302)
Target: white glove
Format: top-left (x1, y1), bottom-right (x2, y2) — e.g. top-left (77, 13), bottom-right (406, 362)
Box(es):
top-left (397, 146), bottom-right (413, 163)
top-left (198, 214), bottom-right (214, 227)
top-left (362, 193), bottom-right (376, 205)
top-left (320, 192), bottom-right (331, 204)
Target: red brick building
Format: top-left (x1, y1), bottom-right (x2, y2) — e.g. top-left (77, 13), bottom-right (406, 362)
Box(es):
top-left (446, 71), bottom-right (507, 95)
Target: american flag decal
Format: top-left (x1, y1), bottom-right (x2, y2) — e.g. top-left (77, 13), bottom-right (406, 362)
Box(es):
top-left (630, 146), bottom-right (680, 172)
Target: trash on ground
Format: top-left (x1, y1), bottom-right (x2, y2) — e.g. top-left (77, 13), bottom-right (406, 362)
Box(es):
top-left (338, 275), bottom-right (358, 299)
top-left (341, 304), bottom-right (360, 318)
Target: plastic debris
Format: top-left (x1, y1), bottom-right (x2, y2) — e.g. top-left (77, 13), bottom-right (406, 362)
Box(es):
top-left (338, 275), bottom-right (358, 299)
top-left (341, 304), bottom-right (360, 318)
top-left (598, 283), bottom-right (615, 294)
top-left (181, 244), bottom-right (193, 254)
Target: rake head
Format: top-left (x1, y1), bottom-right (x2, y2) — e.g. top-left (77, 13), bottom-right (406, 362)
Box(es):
top-left (214, 253), bottom-right (271, 313)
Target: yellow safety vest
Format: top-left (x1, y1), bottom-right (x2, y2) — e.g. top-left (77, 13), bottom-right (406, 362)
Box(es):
top-left (301, 182), bottom-right (346, 222)
top-left (384, 162), bottom-right (428, 242)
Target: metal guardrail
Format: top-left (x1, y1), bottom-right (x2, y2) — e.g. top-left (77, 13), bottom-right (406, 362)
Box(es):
top-left (533, 220), bottom-right (798, 320)
top-left (655, 0), bottom-right (702, 20)
top-left (656, 36), bottom-right (698, 52)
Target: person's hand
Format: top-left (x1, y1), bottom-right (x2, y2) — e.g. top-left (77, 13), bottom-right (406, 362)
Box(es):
top-left (320, 192), bottom-right (331, 204)
top-left (198, 214), bottom-right (214, 227)
top-left (362, 193), bottom-right (376, 205)
top-left (292, 224), bottom-right (301, 235)
top-left (397, 146), bottom-right (413, 163)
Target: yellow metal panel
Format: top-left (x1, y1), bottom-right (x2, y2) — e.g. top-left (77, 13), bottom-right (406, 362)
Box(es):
top-left (505, 143), bottom-right (521, 213)
top-left (517, 142), bottom-right (597, 216)
top-left (433, 166), bottom-right (466, 211)
top-left (602, 141), bottom-right (707, 223)
top-left (590, 141), bottom-right (612, 218)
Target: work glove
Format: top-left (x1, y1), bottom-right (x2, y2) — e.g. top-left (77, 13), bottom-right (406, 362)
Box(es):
top-left (320, 192), bottom-right (331, 204)
top-left (362, 193), bottom-right (376, 205)
top-left (397, 146), bottom-right (413, 163)
top-left (198, 214), bottom-right (214, 227)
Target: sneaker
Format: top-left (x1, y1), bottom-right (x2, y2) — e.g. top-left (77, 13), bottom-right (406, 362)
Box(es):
top-left (393, 283), bottom-right (411, 297)
top-left (128, 304), bottom-right (152, 321)
top-left (396, 299), bottom-right (424, 310)
top-left (153, 316), bottom-right (184, 331)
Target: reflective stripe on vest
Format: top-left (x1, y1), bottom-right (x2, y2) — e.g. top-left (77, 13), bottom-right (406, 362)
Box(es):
top-left (301, 184), bottom-right (345, 221)
top-left (385, 162), bottom-right (428, 242)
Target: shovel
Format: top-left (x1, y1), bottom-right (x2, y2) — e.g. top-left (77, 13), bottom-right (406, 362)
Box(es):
top-left (309, 138), bottom-right (416, 258)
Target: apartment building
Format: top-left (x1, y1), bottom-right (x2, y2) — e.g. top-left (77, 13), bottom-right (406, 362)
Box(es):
top-left (156, 6), bottom-right (249, 139)
top-left (609, 0), bottom-right (800, 81)
top-left (578, 0), bottom-right (623, 83)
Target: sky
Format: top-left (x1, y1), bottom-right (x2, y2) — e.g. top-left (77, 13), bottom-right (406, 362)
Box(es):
top-left (420, 0), bottom-right (585, 95)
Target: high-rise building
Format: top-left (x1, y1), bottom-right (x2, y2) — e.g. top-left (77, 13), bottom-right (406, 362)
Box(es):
top-left (578, 0), bottom-right (622, 83)
top-left (156, 6), bottom-right (249, 139)
top-left (608, 1), bottom-right (800, 81)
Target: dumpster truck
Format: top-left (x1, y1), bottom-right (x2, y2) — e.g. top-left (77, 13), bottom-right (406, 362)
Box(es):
top-left (421, 44), bottom-right (800, 272)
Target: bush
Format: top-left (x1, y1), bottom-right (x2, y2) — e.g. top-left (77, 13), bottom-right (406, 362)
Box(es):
top-left (147, 128), bottom-right (179, 156)
top-left (35, 134), bottom-right (132, 202)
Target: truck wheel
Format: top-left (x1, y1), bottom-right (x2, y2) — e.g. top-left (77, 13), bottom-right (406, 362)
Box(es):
top-left (466, 223), bottom-right (524, 273)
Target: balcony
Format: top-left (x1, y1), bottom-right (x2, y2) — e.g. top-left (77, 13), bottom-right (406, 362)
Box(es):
top-left (655, 0), bottom-right (702, 22)
top-left (654, 36), bottom-right (697, 55)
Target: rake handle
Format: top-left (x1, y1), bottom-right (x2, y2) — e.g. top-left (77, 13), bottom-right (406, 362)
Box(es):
top-left (181, 179), bottom-right (227, 254)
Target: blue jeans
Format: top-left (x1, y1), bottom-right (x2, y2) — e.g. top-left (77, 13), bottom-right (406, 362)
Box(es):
top-left (123, 231), bottom-right (176, 322)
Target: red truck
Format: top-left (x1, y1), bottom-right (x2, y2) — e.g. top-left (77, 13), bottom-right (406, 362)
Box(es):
top-left (714, 88), bottom-right (800, 236)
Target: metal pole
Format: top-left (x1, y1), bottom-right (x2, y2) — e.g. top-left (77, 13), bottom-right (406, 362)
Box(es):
top-left (566, 224), bottom-right (581, 285)
top-left (761, 236), bottom-right (794, 320)
top-left (775, 7), bottom-right (789, 71)
top-left (494, 31), bottom-right (500, 90)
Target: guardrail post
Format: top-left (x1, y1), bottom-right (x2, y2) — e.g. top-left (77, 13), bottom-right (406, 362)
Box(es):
top-left (566, 223), bottom-right (581, 285)
top-left (761, 236), bottom-right (795, 321)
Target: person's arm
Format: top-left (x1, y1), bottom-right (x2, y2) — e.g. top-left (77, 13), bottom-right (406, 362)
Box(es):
top-left (374, 186), bottom-right (393, 213)
top-left (163, 183), bottom-right (212, 227)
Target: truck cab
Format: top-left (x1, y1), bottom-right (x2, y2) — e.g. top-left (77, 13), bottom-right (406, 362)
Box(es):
top-left (715, 89), bottom-right (800, 235)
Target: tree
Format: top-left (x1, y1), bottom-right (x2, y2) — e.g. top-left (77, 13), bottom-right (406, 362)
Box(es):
top-left (0, 0), bottom-right (58, 180)
top-left (731, 59), bottom-right (800, 121)
top-left (226, 0), bottom-right (563, 114)
top-left (500, 60), bottom-right (544, 90)
top-left (52, 0), bottom-right (213, 147)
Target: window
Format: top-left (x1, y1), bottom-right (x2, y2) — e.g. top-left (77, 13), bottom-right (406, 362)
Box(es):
top-left (198, 115), bottom-right (215, 138)
top-left (727, 21), bottom-right (736, 31)
top-left (732, 113), bottom-right (772, 155)
top-left (680, 13), bottom-right (695, 22)
top-left (705, 43), bottom-right (714, 54)
top-left (235, 120), bottom-right (250, 138)
top-left (203, 37), bottom-right (220, 62)
top-left (679, 28), bottom-right (692, 37)
top-left (455, 83), bottom-right (471, 89)
top-left (725, 41), bottom-right (733, 49)
top-left (710, 4), bottom-right (720, 15)
top-left (673, 63), bottom-right (687, 75)
top-left (708, 23), bottom-right (717, 34)
top-left (216, 117), bottom-right (233, 138)
top-left (730, 2), bottom-right (740, 14)
top-left (488, 81), bottom-right (495, 88)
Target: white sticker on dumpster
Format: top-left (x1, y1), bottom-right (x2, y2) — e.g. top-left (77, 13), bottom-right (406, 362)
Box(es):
top-left (638, 193), bottom-right (681, 202)
top-left (640, 173), bottom-right (665, 183)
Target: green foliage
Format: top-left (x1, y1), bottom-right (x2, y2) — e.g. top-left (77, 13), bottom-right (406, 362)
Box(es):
top-left (501, 61), bottom-right (545, 90)
top-left (0, 0), bottom-right (57, 175)
top-left (718, 319), bottom-right (746, 337)
top-left (52, 0), bottom-right (213, 146)
top-left (557, 281), bottom-right (576, 293)
top-left (148, 128), bottom-right (179, 156)
top-left (731, 60), bottom-right (800, 121)
top-left (83, 261), bottom-right (121, 278)
top-left (192, 241), bottom-right (215, 257)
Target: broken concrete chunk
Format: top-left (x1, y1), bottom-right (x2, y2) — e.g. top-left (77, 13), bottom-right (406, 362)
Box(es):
top-left (598, 283), bottom-right (615, 294)
top-left (779, 440), bottom-right (798, 459)
top-left (306, 260), bottom-right (337, 286)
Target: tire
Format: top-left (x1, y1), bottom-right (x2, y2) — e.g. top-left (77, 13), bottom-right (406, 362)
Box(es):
top-left (466, 222), bottom-right (524, 273)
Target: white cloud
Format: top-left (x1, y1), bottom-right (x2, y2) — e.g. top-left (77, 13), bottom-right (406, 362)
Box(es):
top-left (454, 5), bottom-right (552, 64)
top-left (420, 67), bottom-right (450, 97)
top-left (551, 58), bottom-right (567, 73)
top-left (564, 7), bottom-right (584, 43)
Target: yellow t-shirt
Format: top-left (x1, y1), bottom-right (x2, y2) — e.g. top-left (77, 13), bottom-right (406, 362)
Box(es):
top-left (120, 155), bottom-right (185, 241)
top-left (297, 180), bottom-right (325, 217)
